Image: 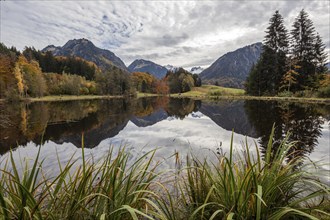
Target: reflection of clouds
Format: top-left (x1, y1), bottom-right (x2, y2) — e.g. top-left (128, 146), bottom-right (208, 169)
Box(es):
top-left (0, 112), bottom-right (329, 180)
top-left (110, 113), bottom-right (254, 155)
top-left (0, 112), bottom-right (253, 173)
top-left (308, 122), bottom-right (330, 183)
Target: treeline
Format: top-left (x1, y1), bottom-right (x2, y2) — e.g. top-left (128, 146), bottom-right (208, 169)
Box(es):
top-left (0, 43), bottom-right (202, 100)
top-left (246, 10), bottom-right (329, 97)
top-left (166, 68), bottom-right (202, 93)
top-left (129, 68), bottom-right (202, 94)
top-left (0, 43), bottom-right (132, 100)
top-left (23, 47), bottom-right (97, 80)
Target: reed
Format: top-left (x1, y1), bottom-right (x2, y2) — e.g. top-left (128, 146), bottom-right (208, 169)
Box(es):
top-left (0, 128), bottom-right (329, 219)
top-left (0, 146), bottom-right (160, 219)
top-left (180, 127), bottom-right (330, 219)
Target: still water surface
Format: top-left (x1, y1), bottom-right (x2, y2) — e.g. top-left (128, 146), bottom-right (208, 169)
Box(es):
top-left (0, 97), bottom-right (329, 178)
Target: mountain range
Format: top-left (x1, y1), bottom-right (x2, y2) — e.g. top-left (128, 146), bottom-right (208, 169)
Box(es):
top-left (200, 42), bottom-right (263, 88)
top-left (190, 66), bottom-right (204, 74)
top-left (42, 38), bottom-right (128, 72)
top-left (164, 64), bottom-right (180, 73)
top-left (42, 38), bottom-right (266, 87)
top-left (128, 59), bottom-right (168, 79)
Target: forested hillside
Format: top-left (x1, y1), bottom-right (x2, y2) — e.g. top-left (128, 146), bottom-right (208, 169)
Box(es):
top-left (0, 41), bottom-right (202, 100)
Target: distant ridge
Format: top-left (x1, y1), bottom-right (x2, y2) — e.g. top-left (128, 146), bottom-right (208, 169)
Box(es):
top-left (128, 59), bottom-right (168, 79)
top-left (42, 38), bottom-right (128, 71)
top-left (190, 66), bottom-right (204, 74)
top-left (200, 42), bottom-right (263, 88)
top-left (164, 64), bottom-right (180, 73)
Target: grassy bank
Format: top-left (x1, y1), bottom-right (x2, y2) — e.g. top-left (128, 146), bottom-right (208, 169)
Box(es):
top-left (169, 85), bottom-right (330, 104)
top-left (0, 131), bottom-right (329, 219)
top-left (28, 95), bottom-right (125, 102)
top-left (136, 92), bottom-right (160, 98)
top-left (1, 85), bottom-right (329, 104)
top-left (0, 95), bottom-right (126, 103)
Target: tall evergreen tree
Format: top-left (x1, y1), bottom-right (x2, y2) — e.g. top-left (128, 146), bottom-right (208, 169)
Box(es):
top-left (246, 10), bottom-right (289, 95)
top-left (264, 10), bottom-right (289, 53)
top-left (314, 33), bottom-right (328, 74)
top-left (290, 9), bottom-right (316, 89)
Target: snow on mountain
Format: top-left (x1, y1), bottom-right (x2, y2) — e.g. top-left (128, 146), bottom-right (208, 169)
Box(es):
top-left (190, 66), bottom-right (204, 74)
top-left (164, 64), bottom-right (180, 73)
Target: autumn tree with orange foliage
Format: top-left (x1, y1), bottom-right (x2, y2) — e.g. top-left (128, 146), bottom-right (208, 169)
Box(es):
top-left (131, 72), bottom-right (157, 93)
top-left (17, 55), bottom-right (48, 97)
top-left (0, 43), bottom-right (19, 99)
top-left (154, 79), bottom-right (169, 95)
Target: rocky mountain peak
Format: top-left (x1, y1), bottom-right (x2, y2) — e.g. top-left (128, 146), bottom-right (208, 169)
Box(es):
top-left (42, 39), bottom-right (128, 71)
top-left (128, 59), bottom-right (168, 79)
top-left (200, 42), bottom-right (263, 88)
top-left (63, 38), bottom-right (94, 49)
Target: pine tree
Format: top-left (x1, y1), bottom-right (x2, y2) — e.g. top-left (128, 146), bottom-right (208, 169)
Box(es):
top-left (314, 33), bottom-right (328, 74)
top-left (290, 9), bottom-right (316, 89)
top-left (246, 10), bottom-right (289, 95)
top-left (264, 10), bottom-right (289, 53)
top-left (245, 63), bottom-right (260, 95)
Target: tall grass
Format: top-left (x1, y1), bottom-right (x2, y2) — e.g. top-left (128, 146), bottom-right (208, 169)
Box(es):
top-left (0, 128), bottom-right (329, 219)
top-left (0, 146), bottom-right (160, 219)
top-left (180, 128), bottom-right (330, 219)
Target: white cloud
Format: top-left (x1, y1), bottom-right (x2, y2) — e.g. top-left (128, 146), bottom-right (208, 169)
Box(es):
top-left (1, 1), bottom-right (329, 68)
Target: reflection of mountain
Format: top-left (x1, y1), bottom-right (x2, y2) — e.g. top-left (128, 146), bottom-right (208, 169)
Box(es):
top-left (0, 99), bottom-right (133, 153)
top-left (199, 101), bottom-right (258, 137)
top-left (0, 97), bottom-right (198, 154)
top-left (2, 98), bottom-right (329, 161)
top-left (130, 109), bottom-right (168, 127)
top-left (49, 119), bottom-right (130, 149)
top-left (165, 98), bottom-right (200, 119)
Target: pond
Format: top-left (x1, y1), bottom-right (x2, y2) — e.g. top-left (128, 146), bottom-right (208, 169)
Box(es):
top-left (0, 97), bottom-right (329, 180)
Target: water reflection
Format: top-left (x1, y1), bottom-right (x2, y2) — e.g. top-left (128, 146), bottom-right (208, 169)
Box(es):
top-left (244, 100), bottom-right (329, 164)
top-left (0, 98), bottom-right (329, 164)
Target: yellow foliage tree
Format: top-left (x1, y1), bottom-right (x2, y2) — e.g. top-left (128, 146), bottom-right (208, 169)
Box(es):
top-left (319, 74), bottom-right (330, 87)
top-left (13, 64), bottom-right (24, 97)
top-left (17, 55), bottom-right (47, 97)
top-left (281, 69), bottom-right (299, 92)
top-left (131, 72), bottom-right (157, 93)
top-left (0, 54), bottom-right (15, 98)
top-left (281, 59), bottom-right (300, 92)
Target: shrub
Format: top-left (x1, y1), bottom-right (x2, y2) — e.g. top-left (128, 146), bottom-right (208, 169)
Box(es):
top-left (4, 88), bottom-right (21, 102)
top-left (277, 90), bottom-right (293, 97)
top-left (317, 86), bottom-right (330, 98)
top-left (293, 90), bottom-right (317, 98)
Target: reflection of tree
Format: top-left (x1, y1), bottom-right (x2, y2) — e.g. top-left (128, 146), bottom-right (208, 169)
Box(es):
top-left (0, 104), bottom-right (12, 129)
top-left (0, 103), bottom-right (28, 153)
top-left (130, 97), bottom-right (170, 127)
top-left (244, 100), bottom-right (327, 164)
top-left (0, 99), bottom-right (129, 153)
top-left (279, 103), bottom-right (324, 163)
top-left (0, 97), bottom-right (202, 154)
top-left (165, 98), bottom-right (199, 119)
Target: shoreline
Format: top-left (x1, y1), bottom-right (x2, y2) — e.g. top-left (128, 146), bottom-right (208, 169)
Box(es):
top-left (0, 93), bottom-right (329, 104)
top-left (0, 95), bottom-right (125, 103)
top-left (169, 94), bottom-right (330, 104)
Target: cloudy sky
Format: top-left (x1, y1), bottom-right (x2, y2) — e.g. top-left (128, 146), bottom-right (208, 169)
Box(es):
top-left (1, 1), bottom-right (329, 69)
